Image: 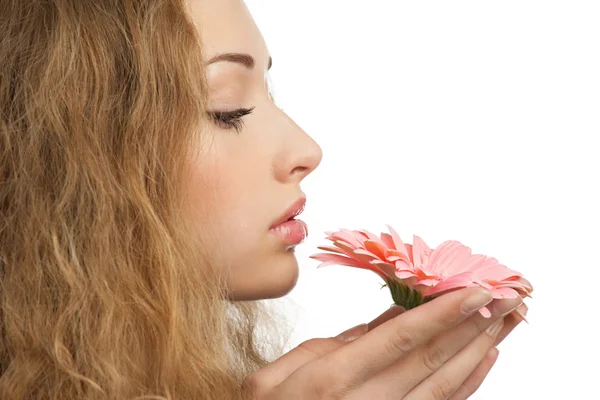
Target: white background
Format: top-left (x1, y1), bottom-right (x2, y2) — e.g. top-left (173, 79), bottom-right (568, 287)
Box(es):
top-left (246, 1), bottom-right (600, 399)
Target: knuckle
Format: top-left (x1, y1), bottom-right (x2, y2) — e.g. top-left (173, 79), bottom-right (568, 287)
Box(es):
top-left (307, 364), bottom-right (349, 400)
top-left (430, 377), bottom-right (456, 400)
top-left (422, 343), bottom-right (447, 373)
top-left (299, 337), bottom-right (328, 349)
top-left (297, 338), bottom-right (338, 357)
top-left (437, 310), bottom-right (461, 328)
top-left (314, 356), bottom-right (361, 398)
top-left (385, 329), bottom-right (418, 356)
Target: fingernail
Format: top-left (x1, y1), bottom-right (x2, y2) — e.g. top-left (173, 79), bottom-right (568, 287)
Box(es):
top-left (513, 303), bottom-right (529, 324)
top-left (336, 323), bottom-right (368, 343)
top-left (517, 302), bottom-right (528, 316)
top-left (488, 347), bottom-right (500, 360)
top-left (486, 318), bottom-right (504, 336)
top-left (500, 299), bottom-right (524, 317)
top-left (390, 304), bottom-right (406, 312)
top-left (461, 289), bottom-right (493, 315)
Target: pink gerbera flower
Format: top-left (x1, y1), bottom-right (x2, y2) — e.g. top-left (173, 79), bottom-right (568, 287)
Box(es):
top-left (310, 225), bottom-right (533, 318)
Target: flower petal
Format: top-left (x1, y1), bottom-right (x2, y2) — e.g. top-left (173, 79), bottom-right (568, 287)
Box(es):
top-left (385, 224), bottom-right (410, 258)
top-left (423, 272), bottom-right (478, 296)
top-left (358, 229), bottom-right (382, 243)
top-left (428, 240), bottom-right (473, 275)
top-left (333, 230), bottom-right (365, 248)
top-left (490, 287), bottom-right (520, 299)
top-left (411, 235), bottom-right (432, 269)
top-left (364, 240), bottom-right (388, 261)
top-left (310, 253), bottom-right (383, 275)
top-left (316, 245), bottom-right (346, 255)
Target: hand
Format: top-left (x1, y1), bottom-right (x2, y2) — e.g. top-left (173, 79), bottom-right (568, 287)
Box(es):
top-left (450, 301), bottom-right (528, 400)
top-left (242, 288), bottom-right (525, 400)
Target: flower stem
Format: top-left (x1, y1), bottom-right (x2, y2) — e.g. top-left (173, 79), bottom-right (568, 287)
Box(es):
top-left (384, 279), bottom-right (433, 310)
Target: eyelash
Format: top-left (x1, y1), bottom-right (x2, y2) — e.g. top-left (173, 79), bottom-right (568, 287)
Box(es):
top-left (208, 107), bottom-right (255, 133)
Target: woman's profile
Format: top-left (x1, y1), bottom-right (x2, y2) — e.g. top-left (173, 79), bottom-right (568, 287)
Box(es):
top-left (0, 0), bottom-right (526, 398)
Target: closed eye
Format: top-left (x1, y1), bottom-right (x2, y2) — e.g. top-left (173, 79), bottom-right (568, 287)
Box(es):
top-left (208, 107), bottom-right (255, 133)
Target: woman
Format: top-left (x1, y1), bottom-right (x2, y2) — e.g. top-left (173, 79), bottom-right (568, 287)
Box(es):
top-left (0, 0), bottom-right (526, 398)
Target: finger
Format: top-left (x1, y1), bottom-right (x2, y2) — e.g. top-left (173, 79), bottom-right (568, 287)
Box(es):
top-left (322, 287), bottom-right (494, 386)
top-left (368, 305), bottom-right (406, 330)
top-left (494, 303), bottom-right (528, 346)
top-left (352, 297), bottom-right (520, 398)
top-left (244, 337), bottom-right (346, 396)
top-left (403, 318), bottom-right (504, 400)
top-left (337, 305), bottom-right (405, 342)
top-left (449, 347), bottom-right (499, 400)
top-left (247, 306), bottom-right (405, 393)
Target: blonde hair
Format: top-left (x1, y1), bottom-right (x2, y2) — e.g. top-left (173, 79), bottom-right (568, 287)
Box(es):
top-left (0, 1), bottom-right (275, 398)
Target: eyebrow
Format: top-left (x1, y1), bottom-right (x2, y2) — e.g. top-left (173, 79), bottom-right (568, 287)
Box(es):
top-left (207, 53), bottom-right (272, 70)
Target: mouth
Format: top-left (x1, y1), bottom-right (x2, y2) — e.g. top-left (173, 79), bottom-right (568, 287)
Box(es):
top-left (269, 197), bottom-right (306, 230)
top-left (269, 197), bottom-right (308, 247)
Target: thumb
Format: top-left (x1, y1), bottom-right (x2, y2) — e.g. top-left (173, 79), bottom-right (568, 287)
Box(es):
top-left (244, 336), bottom-right (349, 397)
top-left (247, 305), bottom-right (406, 393)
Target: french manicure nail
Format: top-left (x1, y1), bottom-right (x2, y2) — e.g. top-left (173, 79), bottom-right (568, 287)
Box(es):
top-left (336, 323), bottom-right (368, 343)
top-left (461, 289), bottom-right (493, 315)
top-left (501, 299), bottom-right (524, 317)
top-left (486, 318), bottom-right (504, 336)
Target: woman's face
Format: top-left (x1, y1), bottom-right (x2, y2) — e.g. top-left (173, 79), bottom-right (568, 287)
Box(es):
top-left (187, 0), bottom-right (322, 300)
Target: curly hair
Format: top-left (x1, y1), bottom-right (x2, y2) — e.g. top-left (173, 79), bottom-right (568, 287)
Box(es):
top-left (0, 1), bottom-right (274, 398)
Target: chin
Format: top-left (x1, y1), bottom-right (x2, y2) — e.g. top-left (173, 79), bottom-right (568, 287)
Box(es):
top-left (229, 252), bottom-right (300, 301)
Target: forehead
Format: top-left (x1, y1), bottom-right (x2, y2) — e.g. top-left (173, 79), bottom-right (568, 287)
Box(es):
top-left (187, 0), bottom-right (269, 63)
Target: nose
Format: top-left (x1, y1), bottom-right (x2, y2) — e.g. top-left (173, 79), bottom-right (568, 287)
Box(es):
top-left (273, 113), bottom-right (323, 184)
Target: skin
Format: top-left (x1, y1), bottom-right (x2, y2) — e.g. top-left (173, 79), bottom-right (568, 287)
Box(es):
top-left (186, 0), bottom-right (528, 398)
top-left (187, 0), bottom-right (322, 300)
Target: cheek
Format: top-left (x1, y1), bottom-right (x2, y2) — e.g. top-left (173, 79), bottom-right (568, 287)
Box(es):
top-left (187, 151), bottom-right (265, 267)
top-left (185, 134), bottom-right (299, 299)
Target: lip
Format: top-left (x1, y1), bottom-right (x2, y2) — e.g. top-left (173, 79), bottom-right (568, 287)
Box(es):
top-left (270, 197), bottom-right (307, 230)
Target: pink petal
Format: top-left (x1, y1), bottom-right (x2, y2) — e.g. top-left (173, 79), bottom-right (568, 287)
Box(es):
top-left (475, 263), bottom-right (522, 282)
top-left (380, 233), bottom-right (397, 251)
top-left (310, 253), bottom-right (383, 275)
top-left (453, 254), bottom-right (489, 274)
top-left (358, 229), bottom-right (382, 243)
top-left (414, 278), bottom-right (440, 286)
top-left (334, 230), bottom-right (365, 248)
top-left (395, 270), bottom-right (418, 279)
top-left (385, 225), bottom-right (410, 258)
top-left (353, 248), bottom-right (380, 260)
top-left (333, 240), bottom-right (360, 255)
top-left (490, 287), bottom-right (520, 299)
top-left (370, 260), bottom-right (398, 280)
top-left (353, 249), bottom-right (385, 264)
top-left (395, 260), bottom-right (415, 272)
top-left (423, 272), bottom-right (478, 296)
top-left (403, 243), bottom-right (415, 264)
top-left (428, 241), bottom-right (473, 275)
top-left (411, 235), bottom-right (432, 269)
top-left (310, 253), bottom-right (363, 268)
top-left (316, 245), bottom-right (346, 255)
top-left (364, 240), bottom-right (388, 261)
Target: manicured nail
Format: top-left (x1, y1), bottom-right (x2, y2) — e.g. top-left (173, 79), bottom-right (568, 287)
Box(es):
top-left (514, 303), bottom-right (529, 324)
top-left (336, 323), bottom-right (368, 342)
top-left (486, 318), bottom-right (504, 336)
top-left (500, 299), bottom-right (524, 317)
top-left (461, 289), bottom-right (493, 315)
top-left (390, 304), bottom-right (406, 312)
